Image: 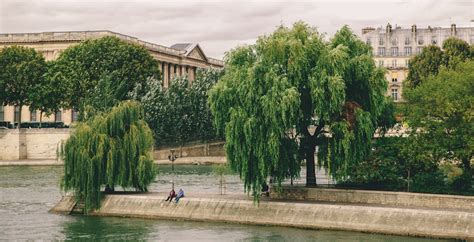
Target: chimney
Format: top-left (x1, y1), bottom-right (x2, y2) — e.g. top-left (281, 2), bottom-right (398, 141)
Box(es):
top-left (451, 24), bottom-right (457, 35)
top-left (411, 24), bottom-right (417, 33)
top-left (362, 27), bottom-right (375, 35)
top-left (386, 23), bottom-right (392, 33)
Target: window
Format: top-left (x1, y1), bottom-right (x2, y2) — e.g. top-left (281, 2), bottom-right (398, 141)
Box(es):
top-left (378, 60), bottom-right (384, 67)
top-left (390, 37), bottom-right (398, 46)
top-left (379, 36), bottom-right (384, 45)
top-left (0, 105), bottom-right (4, 121)
top-left (470, 35), bottom-right (474, 44)
top-left (417, 47), bottom-right (423, 54)
top-left (431, 36), bottom-right (437, 45)
top-left (366, 38), bottom-right (371, 45)
top-left (392, 59), bottom-right (397, 68)
top-left (378, 47), bottom-right (385, 56)
top-left (14, 106), bottom-right (20, 123)
top-left (404, 47), bottom-right (412, 56)
top-left (71, 110), bottom-right (78, 122)
top-left (391, 47), bottom-right (398, 56)
top-left (418, 36), bottom-right (424, 45)
top-left (404, 37), bottom-right (411, 45)
top-left (405, 59), bottom-right (409, 67)
top-left (55, 110), bottom-right (62, 122)
top-left (391, 89), bottom-right (398, 101)
top-left (30, 110), bottom-right (37, 122)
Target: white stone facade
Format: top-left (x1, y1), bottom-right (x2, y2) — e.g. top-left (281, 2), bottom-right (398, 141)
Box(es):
top-left (361, 24), bottom-right (473, 102)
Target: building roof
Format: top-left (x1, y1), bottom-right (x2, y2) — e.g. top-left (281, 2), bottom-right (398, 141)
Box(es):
top-left (170, 43), bottom-right (193, 51)
top-left (0, 30), bottom-right (223, 66)
top-left (171, 43), bottom-right (208, 61)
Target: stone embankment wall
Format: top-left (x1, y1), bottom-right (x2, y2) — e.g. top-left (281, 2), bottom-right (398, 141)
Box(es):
top-left (0, 129), bottom-right (70, 160)
top-left (0, 129), bottom-right (225, 162)
top-left (154, 141), bottom-right (225, 160)
top-left (52, 194), bottom-right (474, 240)
top-left (271, 186), bottom-right (474, 211)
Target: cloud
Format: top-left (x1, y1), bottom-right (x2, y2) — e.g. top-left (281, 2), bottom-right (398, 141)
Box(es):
top-left (0, 0), bottom-right (471, 59)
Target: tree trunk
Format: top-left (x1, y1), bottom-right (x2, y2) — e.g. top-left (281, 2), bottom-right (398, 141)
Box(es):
top-left (39, 111), bottom-right (43, 128)
top-left (17, 105), bottom-right (22, 129)
top-left (462, 157), bottom-right (472, 188)
top-left (306, 144), bottom-right (317, 187)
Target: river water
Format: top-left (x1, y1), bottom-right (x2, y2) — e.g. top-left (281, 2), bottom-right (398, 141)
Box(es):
top-left (0, 165), bottom-right (448, 241)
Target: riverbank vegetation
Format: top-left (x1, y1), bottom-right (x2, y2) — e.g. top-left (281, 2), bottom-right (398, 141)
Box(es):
top-left (2, 23), bottom-right (472, 199)
top-left (209, 22), bottom-right (395, 198)
top-left (133, 68), bottom-right (223, 146)
top-left (61, 101), bottom-right (157, 213)
top-left (341, 38), bottom-right (473, 195)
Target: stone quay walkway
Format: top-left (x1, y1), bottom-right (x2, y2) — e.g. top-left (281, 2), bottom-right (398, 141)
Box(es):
top-left (51, 190), bottom-right (474, 240)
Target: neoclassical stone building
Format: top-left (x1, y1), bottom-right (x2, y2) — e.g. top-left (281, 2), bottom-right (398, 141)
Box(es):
top-left (361, 24), bottom-right (473, 102)
top-left (0, 30), bottom-right (224, 125)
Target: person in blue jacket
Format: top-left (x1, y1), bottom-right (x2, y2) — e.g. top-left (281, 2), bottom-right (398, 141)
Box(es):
top-left (175, 188), bottom-right (185, 203)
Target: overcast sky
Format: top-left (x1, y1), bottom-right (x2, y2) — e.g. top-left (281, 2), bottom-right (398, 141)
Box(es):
top-left (0, 0), bottom-right (472, 59)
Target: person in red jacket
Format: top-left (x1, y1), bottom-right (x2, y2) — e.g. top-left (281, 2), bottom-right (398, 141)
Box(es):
top-left (165, 188), bottom-right (176, 202)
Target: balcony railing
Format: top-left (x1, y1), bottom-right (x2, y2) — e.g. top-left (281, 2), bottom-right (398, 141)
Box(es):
top-left (375, 51), bottom-right (414, 57)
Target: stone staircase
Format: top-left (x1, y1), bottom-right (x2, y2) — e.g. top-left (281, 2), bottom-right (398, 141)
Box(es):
top-left (70, 201), bottom-right (85, 215)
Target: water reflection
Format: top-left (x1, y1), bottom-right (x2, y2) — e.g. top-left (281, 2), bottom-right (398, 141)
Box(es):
top-left (62, 216), bottom-right (152, 240)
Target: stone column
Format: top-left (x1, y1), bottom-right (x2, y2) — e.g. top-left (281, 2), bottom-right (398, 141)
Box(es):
top-left (169, 64), bottom-right (175, 81)
top-left (181, 65), bottom-right (186, 77)
top-left (163, 62), bottom-right (169, 88)
top-left (189, 67), bottom-right (195, 82)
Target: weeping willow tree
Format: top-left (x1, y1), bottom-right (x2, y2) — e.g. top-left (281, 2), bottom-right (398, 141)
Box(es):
top-left (61, 101), bottom-right (157, 213)
top-left (208, 22), bottom-right (394, 199)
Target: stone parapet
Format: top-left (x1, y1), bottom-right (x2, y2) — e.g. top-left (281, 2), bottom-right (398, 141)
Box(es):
top-left (270, 186), bottom-right (474, 211)
top-left (154, 141), bottom-right (225, 160)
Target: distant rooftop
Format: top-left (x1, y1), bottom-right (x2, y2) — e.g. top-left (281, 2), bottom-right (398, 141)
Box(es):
top-left (362, 23), bottom-right (473, 35)
top-left (0, 30), bottom-right (223, 66)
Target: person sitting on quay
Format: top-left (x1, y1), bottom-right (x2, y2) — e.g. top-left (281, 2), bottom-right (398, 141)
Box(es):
top-left (175, 188), bottom-right (185, 203)
top-left (165, 188), bottom-right (176, 202)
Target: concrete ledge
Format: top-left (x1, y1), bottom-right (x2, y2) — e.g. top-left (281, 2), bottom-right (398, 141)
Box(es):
top-left (52, 194), bottom-right (474, 240)
top-left (155, 156), bottom-right (226, 165)
top-left (50, 196), bottom-right (76, 214)
top-left (0, 157), bottom-right (227, 166)
top-left (271, 187), bottom-right (474, 211)
top-left (0, 159), bottom-right (62, 166)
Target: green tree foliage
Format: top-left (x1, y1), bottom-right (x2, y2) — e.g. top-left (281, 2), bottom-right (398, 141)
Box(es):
top-left (0, 46), bottom-right (46, 127)
top-left (442, 37), bottom-right (471, 68)
top-left (344, 135), bottom-right (471, 194)
top-left (406, 37), bottom-right (472, 88)
top-left (54, 36), bottom-right (161, 118)
top-left (406, 46), bottom-right (444, 88)
top-left (404, 61), bottom-right (474, 190)
top-left (135, 68), bottom-right (223, 146)
top-left (209, 22), bottom-right (393, 198)
top-left (29, 61), bottom-right (69, 125)
top-left (61, 101), bottom-right (157, 213)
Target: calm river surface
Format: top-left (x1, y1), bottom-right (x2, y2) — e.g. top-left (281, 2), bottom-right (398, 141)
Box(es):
top-left (0, 165), bottom-right (449, 241)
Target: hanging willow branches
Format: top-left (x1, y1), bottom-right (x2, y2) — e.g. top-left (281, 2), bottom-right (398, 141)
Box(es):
top-left (209, 22), bottom-right (395, 200)
top-left (61, 101), bottom-right (157, 213)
